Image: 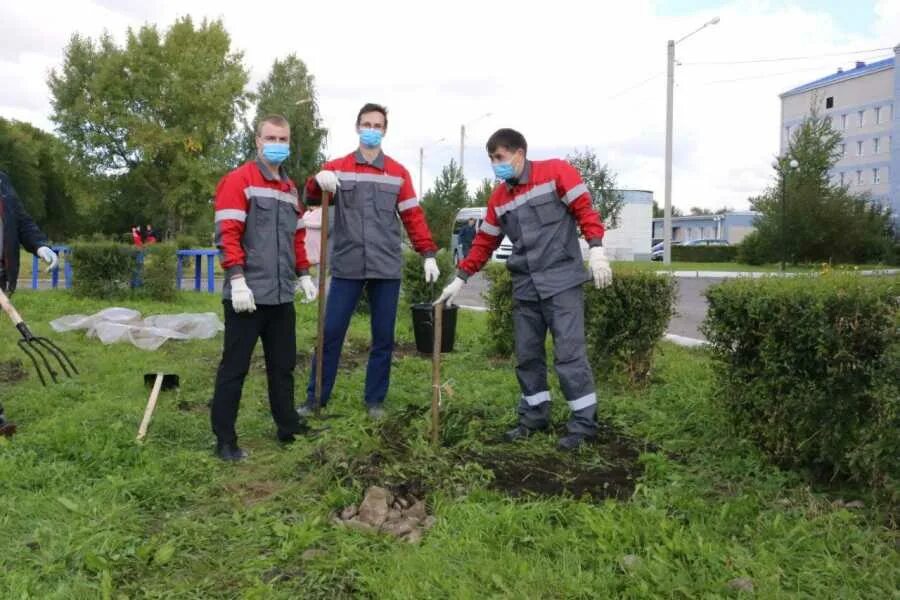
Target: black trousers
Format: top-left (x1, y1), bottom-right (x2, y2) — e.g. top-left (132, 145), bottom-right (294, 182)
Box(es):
top-left (210, 301), bottom-right (303, 445)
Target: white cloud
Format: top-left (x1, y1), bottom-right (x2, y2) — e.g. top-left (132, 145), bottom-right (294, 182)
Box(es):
top-left (1, 0), bottom-right (896, 212)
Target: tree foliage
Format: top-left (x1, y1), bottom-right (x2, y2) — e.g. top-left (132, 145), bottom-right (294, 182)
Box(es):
top-left (566, 148), bottom-right (623, 229)
top-left (420, 160), bottom-right (468, 249)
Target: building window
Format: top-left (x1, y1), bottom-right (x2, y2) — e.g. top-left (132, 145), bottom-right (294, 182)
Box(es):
top-left (874, 138), bottom-right (880, 154)
top-left (840, 143), bottom-right (846, 157)
top-left (858, 110), bottom-right (864, 127)
top-left (856, 170), bottom-right (863, 185)
top-left (857, 140), bottom-right (863, 156)
top-left (826, 96), bottom-right (834, 109)
top-left (840, 172), bottom-right (845, 185)
top-left (841, 114), bottom-right (847, 129)
top-left (875, 106), bottom-right (881, 124)
top-left (873, 168), bottom-right (880, 184)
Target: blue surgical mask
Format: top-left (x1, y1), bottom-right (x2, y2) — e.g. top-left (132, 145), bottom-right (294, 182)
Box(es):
top-left (262, 143), bottom-right (290, 164)
top-left (359, 128), bottom-right (383, 148)
top-left (492, 161), bottom-right (515, 181)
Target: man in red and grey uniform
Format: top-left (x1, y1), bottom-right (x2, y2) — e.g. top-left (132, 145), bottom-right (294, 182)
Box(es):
top-left (211, 114), bottom-right (318, 461)
top-left (436, 128), bottom-right (613, 451)
top-left (299, 103), bottom-right (439, 419)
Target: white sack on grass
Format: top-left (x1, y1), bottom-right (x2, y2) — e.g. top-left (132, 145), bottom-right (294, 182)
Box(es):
top-left (50, 308), bottom-right (223, 351)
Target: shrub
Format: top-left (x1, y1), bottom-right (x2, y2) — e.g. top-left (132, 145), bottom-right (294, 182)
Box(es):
top-left (401, 249), bottom-right (455, 305)
top-left (671, 245), bottom-right (738, 263)
top-left (481, 263), bottom-right (515, 358)
top-left (70, 242), bottom-right (136, 299)
top-left (735, 231), bottom-right (769, 265)
top-left (138, 243), bottom-right (178, 302)
top-left (702, 274), bottom-right (899, 490)
top-left (174, 234), bottom-right (201, 250)
top-left (584, 269), bottom-right (678, 386)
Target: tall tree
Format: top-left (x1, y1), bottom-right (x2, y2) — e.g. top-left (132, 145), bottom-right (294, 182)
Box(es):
top-left (420, 160), bottom-right (468, 249)
top-left (245, 54), bottom-right (327, 188)
top-left (746, 109), bottom-right (893, 264)
top-left (48, 17), bottom-right (250, 237)
top-left (0, 118), bottom-right (86, 239)
top-left (566, 148), bottom-right (624, 228)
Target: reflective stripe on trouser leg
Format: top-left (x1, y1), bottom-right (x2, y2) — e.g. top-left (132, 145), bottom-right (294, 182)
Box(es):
top-left (513, 297), bottom-right (551, 430)
top-left (544, 286), bottom-right (597, 436)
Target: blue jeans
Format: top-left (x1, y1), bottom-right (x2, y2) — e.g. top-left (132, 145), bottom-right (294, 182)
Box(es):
top-left (305, 277), bottom-right (401, 408)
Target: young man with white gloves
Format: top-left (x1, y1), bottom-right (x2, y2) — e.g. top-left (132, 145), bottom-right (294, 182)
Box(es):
top-left (0, 170), bottom-right (60, 436)
top-left (435, 128), bottom-right (612, 451)
top-left (300, 103), bottom-right (439, 420)
top-left (210, 115), bottom-right (317, 461)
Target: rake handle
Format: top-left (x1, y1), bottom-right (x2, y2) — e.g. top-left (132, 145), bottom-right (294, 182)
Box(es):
top-left (314, 192), bottom-right (331, 417)
top-left (0, 287), bottom-right (25, 327)
top-left (431, 302), bottom-right (443, 447)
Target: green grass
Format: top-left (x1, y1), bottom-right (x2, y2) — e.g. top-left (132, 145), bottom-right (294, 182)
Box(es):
top-left (0, 290), bottom-right (897, 598)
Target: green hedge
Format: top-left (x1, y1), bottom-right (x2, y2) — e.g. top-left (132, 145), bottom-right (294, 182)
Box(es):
top-left (671, 245), bottom-right (738, 263)
top-left (702, 274), bottom-right (899, 490)
top-left (70, 242), bottom-right (136, 299)
top-left (584, 269), bottom-right (678, 386)
top-left (70, 242), bottom-right (177, 301)
top-left (401, 249), bottom-right (455, 305)
top-left (482, 265), bottom-right (678, 385)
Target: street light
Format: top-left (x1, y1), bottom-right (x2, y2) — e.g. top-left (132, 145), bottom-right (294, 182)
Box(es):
top-left (779, 157), bottom-right (800, 272)
top-left (418, 137), bottom-right (447, 195)
top-left (663, 16), bottom-right (720, 264)
top-left (459, 112), bottom-right (492, 177)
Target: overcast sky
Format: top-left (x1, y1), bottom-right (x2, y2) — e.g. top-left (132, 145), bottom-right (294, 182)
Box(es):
top-left (2, 0), bottom-right (899, 211)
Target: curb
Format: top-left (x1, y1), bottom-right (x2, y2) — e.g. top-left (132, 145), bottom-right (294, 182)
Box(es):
top-left (655, 269), bottom-right (899, 279)
top-left (664, 333), bottom-right (709, 348)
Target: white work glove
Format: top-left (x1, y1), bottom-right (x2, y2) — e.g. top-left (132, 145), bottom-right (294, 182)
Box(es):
top-left (423, 257), bottom-right (440, 283)
top-left (229, 276), bottom-right (256, 313)
top-left (296, 275), bottom-right (318, 303)
top-left (589, 246), bottom-right (612, 289)
top-left (315, 170), bottom-right (338, 194)
top-left (37, 246), bottom-right (59, 272)
top-left (434, 276), bottom-right (465, 307)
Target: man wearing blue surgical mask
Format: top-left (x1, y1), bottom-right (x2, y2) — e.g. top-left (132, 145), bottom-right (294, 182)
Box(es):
top-left (301, 103), bottom-right (439, 420)
top-left (210, 114), bottom-right (317, 461)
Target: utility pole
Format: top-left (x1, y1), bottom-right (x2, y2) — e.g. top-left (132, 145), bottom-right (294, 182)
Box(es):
top-left (459, 124), bottom-right (466, 177)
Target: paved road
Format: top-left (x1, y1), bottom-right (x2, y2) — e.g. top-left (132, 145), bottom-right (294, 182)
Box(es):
top-left (20, 272), bottom-right (714, 340)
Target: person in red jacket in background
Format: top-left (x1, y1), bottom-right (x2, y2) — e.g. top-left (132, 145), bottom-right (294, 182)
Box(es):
top-left (131, 226), bottom-right (143, 247)
top-left (436, 128), bottom-right (613, 451)
top-left (299, 103), bottom-right (439, 420)
top-left (210, 114), bottom-right (318, 461)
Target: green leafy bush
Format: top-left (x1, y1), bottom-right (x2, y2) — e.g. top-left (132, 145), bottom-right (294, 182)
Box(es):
top-left (735, 231), bottom-right (769, 265)
top-left (671, 245), bottom-right (738, 263)
top-left (584, 269), bottom-right (678, 386)
top-left (70, 242), bottom-right (136, 299)
top-left (138, 243), bottom-right (177, 302)
top-left (702, 274), bottom-right (899, 490)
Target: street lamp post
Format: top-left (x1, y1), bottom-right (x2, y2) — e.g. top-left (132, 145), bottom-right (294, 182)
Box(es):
top-left (663, 16), bottom-right (720, 264)
top-left (780, 158), bottom-right (800, 272)
top-left (418, 137), bottom-right (446, 195)
top-left (459, 112), bottom-right (492, 177)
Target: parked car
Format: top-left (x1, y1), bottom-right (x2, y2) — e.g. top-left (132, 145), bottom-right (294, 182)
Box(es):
top-left (650, 240), bottom-right (681, 261)
top-left (682, 239), bottom-right (729, 247)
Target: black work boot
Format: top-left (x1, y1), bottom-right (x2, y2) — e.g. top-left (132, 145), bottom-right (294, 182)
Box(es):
top-left (557, 432), bottom-right (595, 452)
top-left (215, 442), bottom-right (248, 462)
top-left (503, 424), bottom-right (546, 442)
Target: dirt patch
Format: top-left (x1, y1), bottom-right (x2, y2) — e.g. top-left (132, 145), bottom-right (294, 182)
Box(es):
top-left (466, 421), bottom-right (651, 501)
top-left (223, 480), bottom-right (283, 506)
top-left (0, 359), bottom-right (28, 383)
top-left (333, 485), bottom-right (436, 543)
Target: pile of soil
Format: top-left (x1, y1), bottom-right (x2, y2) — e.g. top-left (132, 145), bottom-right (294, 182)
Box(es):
top-left (334, 485), bottom-right (436, 543)
top-left (0, 359), bottom-right (27, 383)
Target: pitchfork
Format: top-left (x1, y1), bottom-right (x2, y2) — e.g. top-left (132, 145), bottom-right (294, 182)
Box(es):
top-left (0, 288), bottom-right (77, 386)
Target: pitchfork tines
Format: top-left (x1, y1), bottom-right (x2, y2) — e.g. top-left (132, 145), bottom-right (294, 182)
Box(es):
top-left (0, 287), bottom-right (78, 386)
top-left (16, 322), bottom-right (78, 386)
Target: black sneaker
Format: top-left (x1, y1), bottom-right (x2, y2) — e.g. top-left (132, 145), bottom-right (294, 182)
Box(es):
top-left (557, 432), bottom-right (594, 452)
top-left (503, 424), bottom-right (545, 442)
top-left (215, 442), bottom-right (248, 462)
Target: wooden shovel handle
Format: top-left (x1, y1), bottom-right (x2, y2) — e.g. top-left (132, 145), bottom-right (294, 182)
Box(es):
top-left (137, 373), bottom-right (164, 441)
top-left (314, 192), bottom-right (331, 416)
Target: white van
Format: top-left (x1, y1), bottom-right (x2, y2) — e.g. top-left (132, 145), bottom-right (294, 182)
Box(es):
top-left (450, 207), bottom-right (513, 263)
